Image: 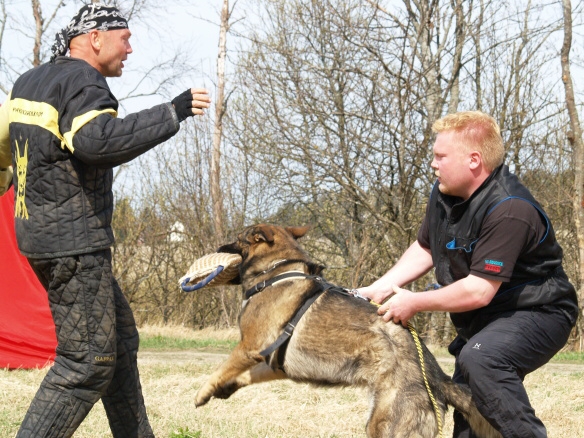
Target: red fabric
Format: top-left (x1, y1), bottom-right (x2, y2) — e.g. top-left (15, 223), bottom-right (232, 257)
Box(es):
top-left (0, 186), bottom-right (56, 369)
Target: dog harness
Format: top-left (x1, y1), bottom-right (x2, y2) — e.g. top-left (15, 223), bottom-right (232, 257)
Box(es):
top-left (245, 268), bottom-right (445, 438)
top-left (244, 270), bottom-right (353, 367)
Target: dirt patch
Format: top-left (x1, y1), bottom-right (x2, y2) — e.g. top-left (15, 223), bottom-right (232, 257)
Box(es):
top-left (140, 349), bottom-right (584, 374)
top-left (436, 356), bottom-right (584, 374)
top-left (139, 350), bottom-right (227, 365)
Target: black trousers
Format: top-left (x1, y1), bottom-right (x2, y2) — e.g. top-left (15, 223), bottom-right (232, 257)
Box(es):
top-left (450, 307), bottom-right (573, 438)
top-left (17, 250), bottom-right (154, 438)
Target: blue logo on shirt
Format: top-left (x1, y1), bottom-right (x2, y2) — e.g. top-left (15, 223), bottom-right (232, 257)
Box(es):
top-left (484, 259), bottom-right (503, 266)
top-left (484, 259), bottom-right (503, 273)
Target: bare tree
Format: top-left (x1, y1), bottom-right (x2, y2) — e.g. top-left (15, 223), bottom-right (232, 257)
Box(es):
top-left (561, 0), bottom-right (584, 347)
top-left (6, 0), bottom-right (581, 339)
top-left (210, 0), bottom-right (231, 243)
top-left (221, 0), bottom-right (581, 343)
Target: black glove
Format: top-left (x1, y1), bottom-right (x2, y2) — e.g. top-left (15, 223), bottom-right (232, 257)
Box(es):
top-left (171, 89), bottom-right (194, 122)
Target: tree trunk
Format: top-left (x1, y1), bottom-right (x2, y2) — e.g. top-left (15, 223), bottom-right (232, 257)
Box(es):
top-left (31, 0), bottom-right (42, 67)
top-left (560, 0), bottom-right (584, 349)
top-left (211, 0), bottom-right (229, 244)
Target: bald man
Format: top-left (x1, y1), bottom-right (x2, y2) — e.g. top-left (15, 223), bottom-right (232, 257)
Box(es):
top-left (1, 4), bottom-right (210, 437)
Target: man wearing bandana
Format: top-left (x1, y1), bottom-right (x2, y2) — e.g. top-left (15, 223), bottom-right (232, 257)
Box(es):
top-left (0, 3), bottom-right (210, 437)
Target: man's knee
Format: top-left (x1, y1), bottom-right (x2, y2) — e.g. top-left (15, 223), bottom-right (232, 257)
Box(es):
top-left (85, 357), bottom-right (118, 395)
top-left (457, 343), bottom-right (493, 384)
top-left (55, 350), bottom-right (117, 395)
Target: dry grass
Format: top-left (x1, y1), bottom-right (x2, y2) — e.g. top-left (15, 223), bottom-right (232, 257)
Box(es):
top-left (1, 325), bottom-right (583, 437)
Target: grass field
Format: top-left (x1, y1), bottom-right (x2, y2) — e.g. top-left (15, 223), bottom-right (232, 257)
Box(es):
top-left (1, 325), bottom-right (584, 437)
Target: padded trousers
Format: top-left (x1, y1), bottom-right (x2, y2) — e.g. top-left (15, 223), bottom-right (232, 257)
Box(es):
top-left (17, 250), bottom-right (154, 438)
top-left (449, 306), bottom-right (573, 438)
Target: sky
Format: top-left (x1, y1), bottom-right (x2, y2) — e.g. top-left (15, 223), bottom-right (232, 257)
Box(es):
top-left (3, 1), bottom-right (583, 161)
top-left (1, 0), bottom-right (235, 198)
top-left (4, 1), bottom-right (581, 114)
top-left (2, 0), bottom-right (226, 114)
top-left (112, 0), bottom-right (224, 114)
top-left (2, 0), bottom-right (583, 208)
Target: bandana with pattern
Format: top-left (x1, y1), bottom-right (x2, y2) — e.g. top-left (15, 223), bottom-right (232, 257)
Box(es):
top-left (50, 3), bottom-right (128, 63)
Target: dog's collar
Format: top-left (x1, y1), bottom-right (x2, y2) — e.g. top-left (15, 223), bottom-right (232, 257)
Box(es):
top-left (248, 258), bottom-right (313, 280)
top-left (244, 271), bottom-right (315, 300)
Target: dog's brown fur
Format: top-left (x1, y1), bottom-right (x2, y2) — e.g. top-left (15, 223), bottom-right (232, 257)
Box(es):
top-left (195, 224), bottom-right (501, 438)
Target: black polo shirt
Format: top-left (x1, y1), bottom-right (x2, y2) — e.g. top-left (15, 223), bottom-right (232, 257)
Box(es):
top-left (418, 197), bottom-right (548, 283)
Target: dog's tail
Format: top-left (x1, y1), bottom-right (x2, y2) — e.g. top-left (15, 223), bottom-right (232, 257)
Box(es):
top-left (440, 380), bottom-right (502, 438)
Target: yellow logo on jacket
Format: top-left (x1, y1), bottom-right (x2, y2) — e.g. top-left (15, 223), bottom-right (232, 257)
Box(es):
top-left (14, 139), bottom-right (28, 220)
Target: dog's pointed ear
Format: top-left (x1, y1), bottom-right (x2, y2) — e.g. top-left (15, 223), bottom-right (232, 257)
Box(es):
top-left (251, 226), bottom-right (275, 244)
top-left (285, 225), bottom-right (311, 240)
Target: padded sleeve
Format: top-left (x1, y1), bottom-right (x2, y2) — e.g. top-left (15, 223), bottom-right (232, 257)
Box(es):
top-left (73, 102), bottom-right (180, 167)
top-left (63, 85), bottom-right (180, 167)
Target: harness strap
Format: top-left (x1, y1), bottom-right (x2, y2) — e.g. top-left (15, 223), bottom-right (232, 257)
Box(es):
top-left (259, 290), bottom-right (322, 358)
top-left (252, 274), bottom-right (343, 366)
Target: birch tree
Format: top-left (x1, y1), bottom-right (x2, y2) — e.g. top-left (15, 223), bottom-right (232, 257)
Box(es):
top-left (210, 0), bottom-right (230, 242)
top-left (561, 0), bottom-right (584, 345)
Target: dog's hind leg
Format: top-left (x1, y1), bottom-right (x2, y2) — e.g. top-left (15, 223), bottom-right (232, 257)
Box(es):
top-left (365, 387), bottom-right (399, 438)
top-left (366, 385), bottom-right (439, 438)
top-left (195, 345), bottom-right (264, 407)
top-left (440, 380), bottom-right (501, 438)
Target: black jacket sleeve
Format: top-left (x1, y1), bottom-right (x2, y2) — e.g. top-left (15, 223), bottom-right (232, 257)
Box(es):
top-left (73, 102), bottom-right (180, 167)
top-left (61, 81), bottom-right (180, 168)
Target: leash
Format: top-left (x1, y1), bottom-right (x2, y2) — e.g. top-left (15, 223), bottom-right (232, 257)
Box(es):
top-left (366, 297), bottom-right (445, 438)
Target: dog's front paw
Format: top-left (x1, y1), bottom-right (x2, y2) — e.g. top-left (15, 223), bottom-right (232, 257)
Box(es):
top-left (195, 385), bottom-right (214, 407)
top-left (214, 381), bottom-right (240, 399)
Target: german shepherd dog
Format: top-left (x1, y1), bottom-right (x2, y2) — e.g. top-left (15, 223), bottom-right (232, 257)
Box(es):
top-left (194, 224), bottom-right (500, 438)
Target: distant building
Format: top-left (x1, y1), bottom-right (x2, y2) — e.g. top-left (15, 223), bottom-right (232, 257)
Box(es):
top-left (169, 221), bottom-right (185, 242)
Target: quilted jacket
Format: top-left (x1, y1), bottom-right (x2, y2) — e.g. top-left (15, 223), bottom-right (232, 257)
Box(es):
top-left (5, 56), bottom-right (180, 258)
top-left (0, 97), bottom-right (11, 194)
